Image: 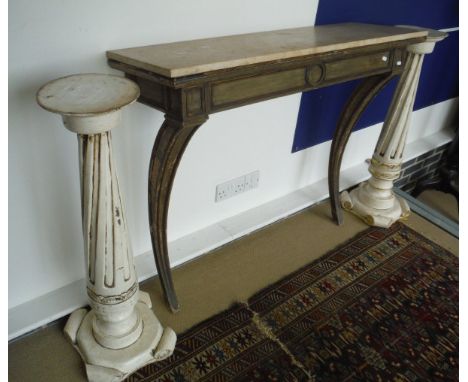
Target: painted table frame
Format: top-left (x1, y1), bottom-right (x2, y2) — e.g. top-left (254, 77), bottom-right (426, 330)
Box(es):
top-left (107, 31), bottom-right (431, 312)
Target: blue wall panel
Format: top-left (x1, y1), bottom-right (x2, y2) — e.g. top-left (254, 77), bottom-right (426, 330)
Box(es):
top-left (292, 0), bottom-right (458, 153)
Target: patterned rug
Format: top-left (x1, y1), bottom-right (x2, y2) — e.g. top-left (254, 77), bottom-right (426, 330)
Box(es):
top-left (126, 223), bottom-right (458, 381)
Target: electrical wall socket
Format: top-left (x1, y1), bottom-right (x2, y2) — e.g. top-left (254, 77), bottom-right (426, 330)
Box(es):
top-left (215, 171), bottom-right (260, 202)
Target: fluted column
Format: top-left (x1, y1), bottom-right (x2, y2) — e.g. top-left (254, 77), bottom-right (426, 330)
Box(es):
top-left (37, 74), bottom-right (176, 382)
top-left (341, 28), bottom-right (447, 228)
top-left (78, 130), bottom-right (142, 349)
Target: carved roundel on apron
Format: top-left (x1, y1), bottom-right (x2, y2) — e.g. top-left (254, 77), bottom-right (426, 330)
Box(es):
top-left (306, 64), bottom-right (325, 86)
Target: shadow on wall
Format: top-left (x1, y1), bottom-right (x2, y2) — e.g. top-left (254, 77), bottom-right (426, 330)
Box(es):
top-left (292, 0), bottom-right (459, 152)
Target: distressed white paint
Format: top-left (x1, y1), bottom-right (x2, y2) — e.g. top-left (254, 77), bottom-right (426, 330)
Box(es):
top-left (36, 74), bottom-right (140, 116)
top-left (341, 30), bottom-right (448, 227)
top-left (37, 74), bottom-right (176, 381)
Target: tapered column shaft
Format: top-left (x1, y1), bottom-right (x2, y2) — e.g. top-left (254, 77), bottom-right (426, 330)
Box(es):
top-left (368, 51), bottom-right (423, 194)
top-left (78, 127), bottom-right (141, 349)
top-left (341, 29), bottom-right (447, 227)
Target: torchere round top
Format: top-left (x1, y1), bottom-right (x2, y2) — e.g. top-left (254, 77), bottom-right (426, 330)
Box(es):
top-left (395, 25), bottom-right (448, 42)
top-left (37, 74), bottom-right (140, 117)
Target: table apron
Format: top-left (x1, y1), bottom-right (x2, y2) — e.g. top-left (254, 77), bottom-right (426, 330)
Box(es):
top-left (109, 44), bottom-right (411, 121)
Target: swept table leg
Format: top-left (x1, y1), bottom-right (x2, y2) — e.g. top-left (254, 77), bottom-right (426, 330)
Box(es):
top-left (340, 29), bottom-right (447, 227)
top-left (329, 73), bottom-right (396, 225)
top-left (148, 116), bottom-right (207, 312)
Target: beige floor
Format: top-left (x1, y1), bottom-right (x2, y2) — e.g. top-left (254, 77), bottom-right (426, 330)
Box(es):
top-left (418, 189), bottom-right (458, 223)
top-left (8, 200), bottom-right (458, 382)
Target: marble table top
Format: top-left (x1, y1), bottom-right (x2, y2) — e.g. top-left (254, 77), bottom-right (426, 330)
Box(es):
top-left (107, 23), bottom-right (428, 78)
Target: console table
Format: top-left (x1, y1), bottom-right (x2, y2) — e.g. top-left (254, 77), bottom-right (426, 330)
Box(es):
top-left (107, 23), bottom-right (446, 312)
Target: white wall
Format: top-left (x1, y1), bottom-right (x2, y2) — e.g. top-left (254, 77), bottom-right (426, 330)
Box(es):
top-left (9, 0), bottom-right (456, 314)
top-left (9, 0), bottom-right (318, 309)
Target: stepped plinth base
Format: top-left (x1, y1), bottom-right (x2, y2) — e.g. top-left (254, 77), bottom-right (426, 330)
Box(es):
top-left (341, 183), bottom-right (410, 228)
top-left (64, 293), bottom-right (176, 382)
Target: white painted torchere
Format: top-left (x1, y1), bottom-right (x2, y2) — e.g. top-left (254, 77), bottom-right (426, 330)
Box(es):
top-left (37, 74), bottom-right (176, 382)
top-left (340, 28), bottom-right (448, 228)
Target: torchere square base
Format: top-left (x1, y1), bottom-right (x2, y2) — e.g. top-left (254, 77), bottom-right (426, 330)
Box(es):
top-left (64, 295), bottom-right (177, 382)
top-left (341, 184), bottom-right (410, 228)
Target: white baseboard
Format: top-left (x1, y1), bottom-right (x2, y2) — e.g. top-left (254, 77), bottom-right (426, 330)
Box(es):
top-left (8, 128), bottom-right (454, 341)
